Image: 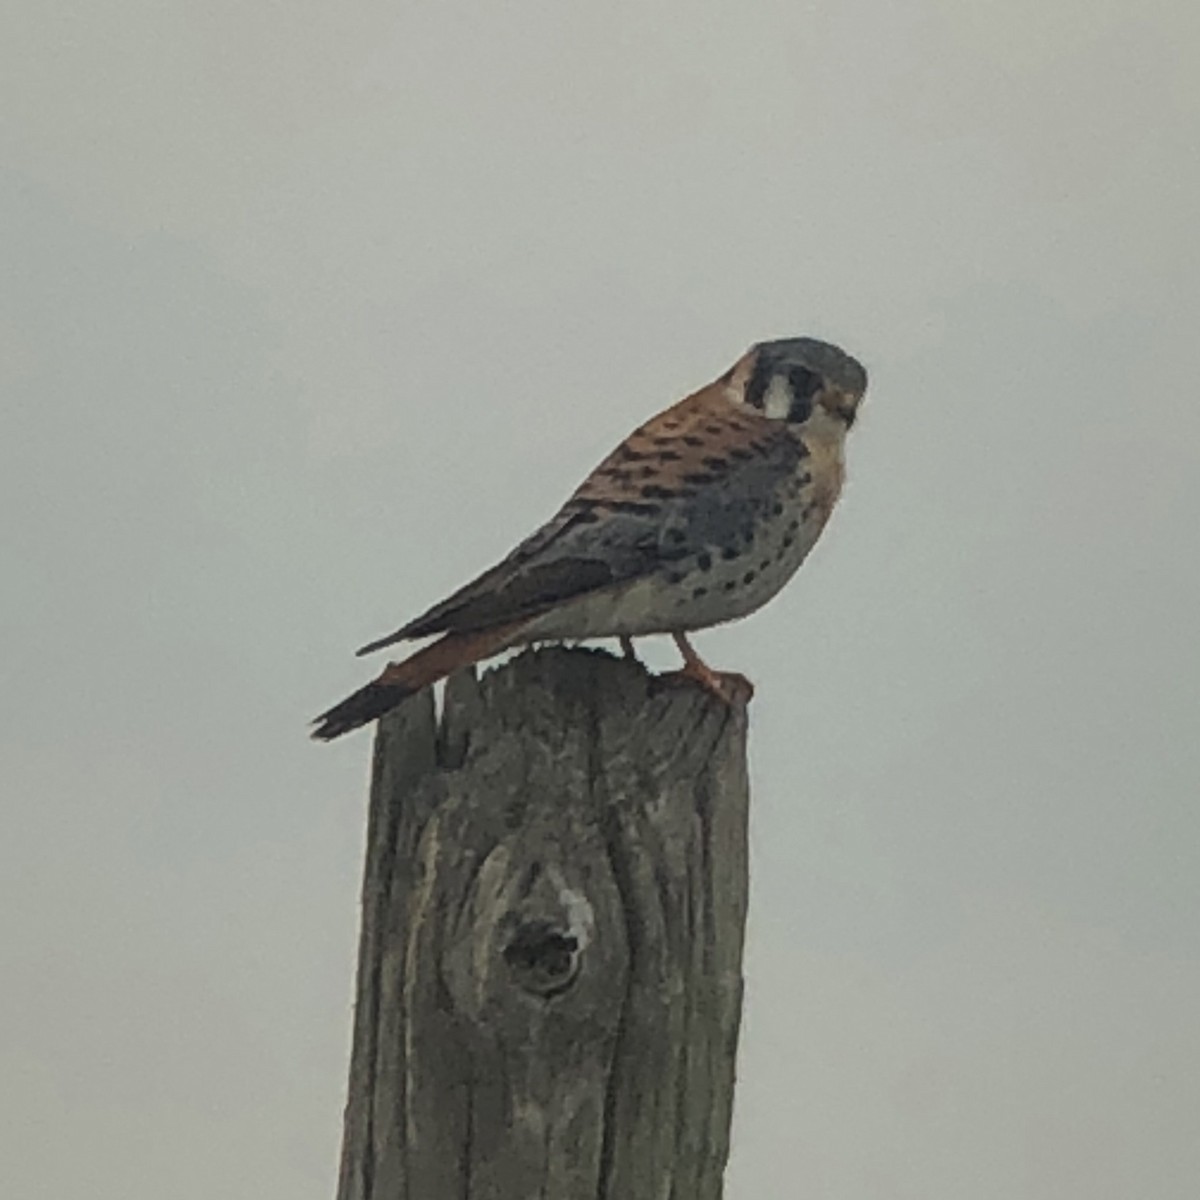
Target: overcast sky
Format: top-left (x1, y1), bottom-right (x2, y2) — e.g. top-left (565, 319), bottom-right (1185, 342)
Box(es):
top-left (3, 2), bottom-right (1199, 1197)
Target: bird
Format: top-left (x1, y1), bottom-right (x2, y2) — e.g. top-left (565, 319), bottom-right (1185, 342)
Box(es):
top-left (312, 336), bottom-right (867, 740)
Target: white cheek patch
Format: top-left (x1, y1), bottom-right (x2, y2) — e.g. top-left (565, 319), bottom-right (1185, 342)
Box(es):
top-left (762, 376), bottom-right (793, 420)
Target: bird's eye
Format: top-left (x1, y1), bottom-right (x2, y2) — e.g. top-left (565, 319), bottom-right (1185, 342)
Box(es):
top-left (786, 366), bottom-right (823, 422)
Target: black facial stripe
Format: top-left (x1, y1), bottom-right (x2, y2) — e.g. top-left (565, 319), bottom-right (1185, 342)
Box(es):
top-left (744, 356), bottom-right (775, 410)
top-left (786, 365), bottom-right (824, 423)
top-left (788, 365), bottom-right (824, 399)
top-left (747, 356), bottom-right (827, 423)
top-left (788, 394), bottom-right (813, 423)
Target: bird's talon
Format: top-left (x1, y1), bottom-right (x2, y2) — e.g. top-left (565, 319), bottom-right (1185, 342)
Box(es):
top-left (718, 671), bottom-right (755, 704)
top-left (657, 665), bottom-right (754, 706)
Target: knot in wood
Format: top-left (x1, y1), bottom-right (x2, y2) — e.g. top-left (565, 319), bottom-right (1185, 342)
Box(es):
top-left (502, 920), bottom-right (581, 997)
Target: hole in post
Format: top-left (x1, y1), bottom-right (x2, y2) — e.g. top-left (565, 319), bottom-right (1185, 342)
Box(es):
top-left (503, 921), bottom-right (581, 997)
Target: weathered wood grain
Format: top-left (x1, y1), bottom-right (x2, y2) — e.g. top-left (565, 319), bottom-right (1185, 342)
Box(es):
top-left (337, 645), bottom-right (750, 1199)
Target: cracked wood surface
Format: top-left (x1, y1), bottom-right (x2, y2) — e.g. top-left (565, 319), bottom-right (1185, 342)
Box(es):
top-left (336, 646), bottom-right (750, 1200)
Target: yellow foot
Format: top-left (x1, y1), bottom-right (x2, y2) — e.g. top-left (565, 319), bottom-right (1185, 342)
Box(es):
top-left (662, 631), bottom-right (753, 704)
top-left (657, 663), bottom-right (754, 705)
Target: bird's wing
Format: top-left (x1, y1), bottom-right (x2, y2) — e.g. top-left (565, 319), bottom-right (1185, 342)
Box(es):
top-left (356, 382), bottom-right (805, 655)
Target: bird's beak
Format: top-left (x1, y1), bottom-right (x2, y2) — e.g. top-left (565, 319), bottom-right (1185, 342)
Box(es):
top-left (821, 392), bottom-right (858, 428)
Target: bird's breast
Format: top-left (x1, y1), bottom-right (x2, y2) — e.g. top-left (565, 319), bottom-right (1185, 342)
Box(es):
top-left (643, 468), bottom-right (833, 632)
top-left (524, 462), bottom-right (835, 640)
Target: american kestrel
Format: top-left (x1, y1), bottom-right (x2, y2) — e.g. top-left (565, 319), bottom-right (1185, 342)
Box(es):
top-left (312, 336), bottom-right (867, 740)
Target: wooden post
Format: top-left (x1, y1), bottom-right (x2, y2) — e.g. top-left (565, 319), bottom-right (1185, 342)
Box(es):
top-left (336, 645), bottom-right (750, 1200)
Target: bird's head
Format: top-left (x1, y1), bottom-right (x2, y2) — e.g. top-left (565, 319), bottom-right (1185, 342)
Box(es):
top-left (727, 336), bottom-right (867, 435)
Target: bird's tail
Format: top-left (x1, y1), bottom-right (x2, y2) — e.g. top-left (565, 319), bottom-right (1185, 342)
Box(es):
top-left (310, 623), bottom-right (523, 741)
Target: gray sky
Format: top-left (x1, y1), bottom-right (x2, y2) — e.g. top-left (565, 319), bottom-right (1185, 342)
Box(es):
top-left (3, 2), bottom-right (1199, 1196)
